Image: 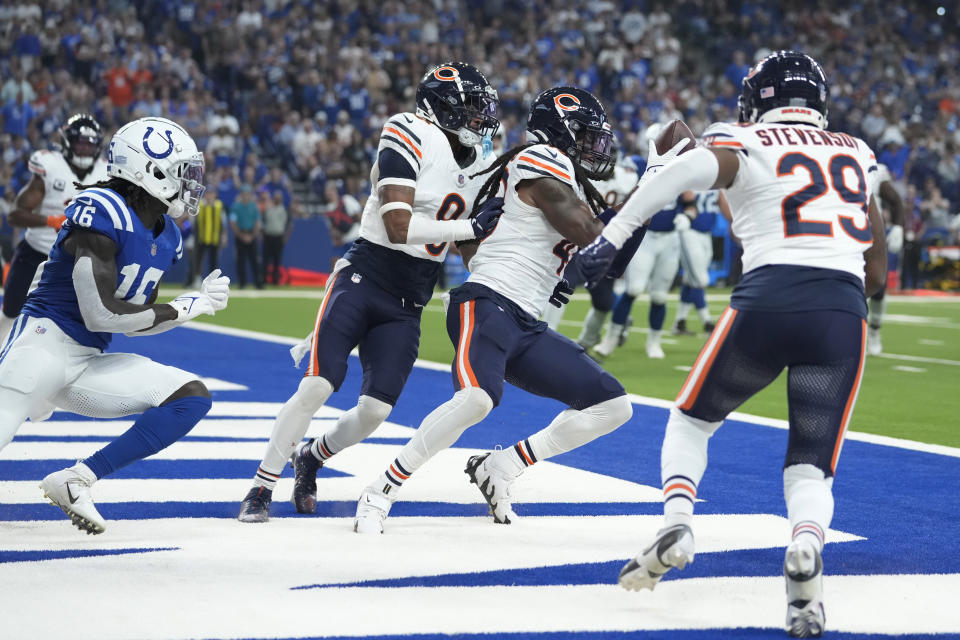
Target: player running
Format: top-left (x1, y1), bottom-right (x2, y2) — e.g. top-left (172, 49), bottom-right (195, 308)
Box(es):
top-left (0, 116), bottom-right (229, 534)
top-left (0, 114), bottom-right (108, 344)
top-left (237, 62), bottom-right (503, 522)
top-left (353, 86), bottom-right (644, 534)
top-left (671, 189), bottom-right (731, 336)
top-left (575, 52), bottom-right (887, 637)
top-left (865, 163), bottom-right (904, 355)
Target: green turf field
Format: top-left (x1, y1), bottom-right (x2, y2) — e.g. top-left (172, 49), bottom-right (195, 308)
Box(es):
top-left (178, 287), bottom-right (960, 448)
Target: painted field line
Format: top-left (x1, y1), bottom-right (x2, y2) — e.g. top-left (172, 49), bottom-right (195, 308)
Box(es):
top-left (182, 324), bottom-right (960, 459)
top-left (876, 352), bottom-right (960, 367)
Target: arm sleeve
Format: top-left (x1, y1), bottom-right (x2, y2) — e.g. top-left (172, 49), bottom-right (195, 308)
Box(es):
top-left (73, 256), bottom-right (158, 333)
top-left (602, 147), bottom-right (720, 248)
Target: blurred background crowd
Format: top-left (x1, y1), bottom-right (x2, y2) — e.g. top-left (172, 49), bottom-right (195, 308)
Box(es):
top-left (1, 0), bottom-right (959, 288)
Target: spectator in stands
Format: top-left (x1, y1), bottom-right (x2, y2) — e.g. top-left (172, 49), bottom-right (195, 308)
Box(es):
top-left (261, 190), bottom-right (291, 286)
top-left (261, 167), bottom-right (292, 210)
top-left (1, 66), bottom-right (35, 104)
top-left (229, 184), bottom-right (262, 289)
top-left (192, 189), bottom-right (228, 288)
top-left (292, 119), bottom-right (322, 171)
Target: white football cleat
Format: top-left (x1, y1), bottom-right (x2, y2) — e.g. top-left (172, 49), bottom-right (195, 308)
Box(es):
top-left (40, 464), bottom-right (106, 535)
top-left (464, 452), bottom-right (519, 524)
top-left (353, 485), bottom-right (394, 534)
top-left (645, 339), bottom-right (665, 359)
top-left (784, 540), bottom-right (826, 638)
top-left (619, 524), bottom-right (695, 591)
top-left (866, 327), bottom-right (882, 356)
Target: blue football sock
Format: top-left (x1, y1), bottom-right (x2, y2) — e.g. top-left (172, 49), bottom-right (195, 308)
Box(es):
top-left (680, 285), bottom-right (694, 304)
top-left (611, 294), bottom-right (636, 326)
top-left (649, 302), bottom-right (667, 331)
top-left (83, 396), bottom-right (212, 478)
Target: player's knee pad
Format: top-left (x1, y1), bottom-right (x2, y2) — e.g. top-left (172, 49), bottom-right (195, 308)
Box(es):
top-left (669, 406), bottom-right (723, 437)
top-left (783, 462), bottom-right (834, 491)
top-left (582, 394), bottom-right (633, 436)
top-left (291, 376), bottom-right (334, 414)
top-left (454, 386), bottom-right (494, 423)
top-left (649, 290), bottom-right (669, 306)
top-left (356, 394), bottom-right (392, 429)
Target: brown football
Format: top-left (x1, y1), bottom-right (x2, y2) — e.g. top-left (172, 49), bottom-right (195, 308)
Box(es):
top-left (655, 119), bottom-right (697, 156)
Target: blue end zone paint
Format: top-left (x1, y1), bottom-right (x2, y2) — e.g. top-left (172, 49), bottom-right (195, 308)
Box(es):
top-left (4, 326), bottom-right (960, 635)
top-left (0, 547), bottom-right (178, 564)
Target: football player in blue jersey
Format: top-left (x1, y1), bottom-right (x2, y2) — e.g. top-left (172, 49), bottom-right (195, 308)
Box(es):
top-left (0, 117), bottom-right (230, 535)
top-left (237, 62), bottom-right (504, 522)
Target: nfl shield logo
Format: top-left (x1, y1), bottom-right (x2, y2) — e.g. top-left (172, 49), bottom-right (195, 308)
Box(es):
top-left (36, 325), bottom-right (46, 335)
top-left (457, 174), bottom-right (466, 187)
top-left (151, 243), bottom-right (158, 256)
top-left (351, 272), bottom-right (362, 284)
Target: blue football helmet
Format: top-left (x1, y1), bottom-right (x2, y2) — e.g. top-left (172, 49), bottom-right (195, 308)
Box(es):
top-left (416, 62), bottom-right (500, 147)
top-left (526, 86), bottom-right (614, 180)
top-left (738, 50), bottom-right (829, 129)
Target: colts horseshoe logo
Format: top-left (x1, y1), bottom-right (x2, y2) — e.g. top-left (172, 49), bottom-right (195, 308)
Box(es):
top-left (142, 127), bottom-right (175, 159)
top-left (553, 93), bottom-right (581, 114)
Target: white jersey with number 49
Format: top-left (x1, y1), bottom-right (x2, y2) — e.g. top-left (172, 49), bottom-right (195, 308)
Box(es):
top-left (359, 112), bottom-right (494, 262)
top-left (702, 121), bottom-right (878, 281)
top-left (25, 150), bottom-right (108, 255)
top-left (468, 144), bottom-right (584, 318)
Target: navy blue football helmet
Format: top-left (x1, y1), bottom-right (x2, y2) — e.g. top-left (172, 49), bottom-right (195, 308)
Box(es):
top-left (60, 113), bottom-right (103, 170)
top-left (416, 62), bottom-right (500, 147)
top-left (738, 51), bottom-right (829, 129)
top-left (526, 86), bottom-right (614, 180)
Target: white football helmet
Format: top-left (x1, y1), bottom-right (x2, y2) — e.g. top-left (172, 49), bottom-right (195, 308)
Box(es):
top-left (106, 117), bottom-right (205, 218)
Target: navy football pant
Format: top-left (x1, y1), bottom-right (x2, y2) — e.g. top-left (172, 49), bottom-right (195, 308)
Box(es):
top-left (675, 306), bottom-right (866, 477)
top-left (2, 240), bottom-right (46, 318)
top-left (447, 297), bottom-right (624, 409)
top-left (305, 264), bottom-right (420, 406)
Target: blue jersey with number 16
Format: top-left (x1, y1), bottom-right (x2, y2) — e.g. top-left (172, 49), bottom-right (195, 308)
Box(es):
top-left (21, 187), bottom-right (183, 350)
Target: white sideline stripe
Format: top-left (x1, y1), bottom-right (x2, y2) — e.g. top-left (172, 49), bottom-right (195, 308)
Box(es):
top-left (183, 323), bottom-right (960, 459)
top-left (876, 352), bottom-right (960, 367)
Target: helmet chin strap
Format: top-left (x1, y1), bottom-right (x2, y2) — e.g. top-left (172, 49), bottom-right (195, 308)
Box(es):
top-left (457, 128), bottom-right (481, 147)
top-left (167, 199), bottom-right (186, 219)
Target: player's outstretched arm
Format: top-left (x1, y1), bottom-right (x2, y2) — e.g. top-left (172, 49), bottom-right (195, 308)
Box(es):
top-left (7, 175), bottom-right (53, 229)
top-left (522, 178), bottom-right (604, 248)
top-left (379, 184), bottom-right (500, 244)
top-left (863, 196), bottom-right (888, 297)
top-left (66, 229), bottom-right (179, 333)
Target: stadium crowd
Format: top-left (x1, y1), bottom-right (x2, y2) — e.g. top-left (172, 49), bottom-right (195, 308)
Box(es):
top-left (1, 0), bottom-right (959, 285)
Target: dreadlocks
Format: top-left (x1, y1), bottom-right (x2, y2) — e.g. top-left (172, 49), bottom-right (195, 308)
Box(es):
top-left (467, 143), bottom-right (609, 219)
top-left (77, 177), bottom-right (165, 216)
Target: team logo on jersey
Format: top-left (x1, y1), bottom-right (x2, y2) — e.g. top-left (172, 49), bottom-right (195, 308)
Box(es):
top-left (553, 93), bottom-right (581, 114)
top-left (142, 127), bottom-right (175, 159)
top-left (351, 272), bottom-right (362, 284)
top-left (457, 174), bottom-right (466, 187)
top-left (52, 179), bottom-right (65, 191)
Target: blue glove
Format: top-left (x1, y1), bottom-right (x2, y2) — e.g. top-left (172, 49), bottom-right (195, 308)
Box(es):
top-left (471, 196), bottom-right (504, 239)
top-left (566, 236), bottom-right (618, 288)
top-left (548, 278), bottom-right (574, 308)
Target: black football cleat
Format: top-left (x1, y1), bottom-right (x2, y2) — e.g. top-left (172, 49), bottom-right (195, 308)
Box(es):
top-left (238, 486), bottom-right (273, 523)
top-left (672, 319), bottom-right (695, 336)
top-left (703, 320), bottom-right (716, 334)
top-left (291, 439), bottom-right (323, 514)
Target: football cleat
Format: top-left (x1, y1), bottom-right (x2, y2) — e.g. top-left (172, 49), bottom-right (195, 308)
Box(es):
top-left (619, 524), bottom-right (695, 591)
top-left (40, 465), bottom-right (106, 535)
top-left (617, 316), bottom-right (634, 347)
top-left (290, 439), bottom-right (323, 514)
top-left (703, 320), bottom-right (716, 334)
top-left (866, 327), bottom-right (882, 356)
top-left (354, 486), bottom-right (394, 534)
top-left (784, 540), bottom-right (826, 638)
top-left (238, 486), bottom-right (273, 523)
top-left (464, 453), bottom-right (518, 524)
top-left (645, 339), bottom-right (665, 359)
top-left (672, 319), bottom-right (695, 336)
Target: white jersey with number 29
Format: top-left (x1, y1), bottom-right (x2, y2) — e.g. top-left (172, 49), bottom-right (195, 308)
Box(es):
top-left (702, 121), bottom-right (878, 281)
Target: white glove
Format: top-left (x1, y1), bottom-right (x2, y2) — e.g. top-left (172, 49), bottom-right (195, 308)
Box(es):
top-left (642, 137), bottom-right (693, 183)
top-left (170, 291), bottom-right (216, 322)
top-left (886, 224), bottom-right (904, 254)
top-left (201, 269), bottom-right (231, 311)
top-left (290, 332), bottom-right (314, 368)
top-left (673, 212), bottom-right (692, 232)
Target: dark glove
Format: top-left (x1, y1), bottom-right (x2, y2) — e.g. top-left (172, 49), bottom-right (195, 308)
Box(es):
top-left (471, 196), bottom-right (504, 239)
top-left (564, 236), bottom-right (617, 288)
top-left (548, 278), bottom-right (574, 308)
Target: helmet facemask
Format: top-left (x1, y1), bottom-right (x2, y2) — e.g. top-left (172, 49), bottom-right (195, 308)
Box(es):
top-left (165, 153), bottom-right (206, 218)
top-left (569, 120), bottom-right (614, 180)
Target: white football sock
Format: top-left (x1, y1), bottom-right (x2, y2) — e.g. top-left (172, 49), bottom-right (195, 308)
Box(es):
top-left (783, 463), bottom-right (834, 552)
top-left (254, 376), bottom-right (333, 489)
top-left (577, 307), bottom-right (609, 346)
top-left (868, 296), bottom-right (887, 329)
top-left (697, 306), bottom-right (712, 323)
top-left (674, 302), bottom-right (692, 324)
top-left (661, 407), bottom-right (722, 527)
top-left (647, 329), bottom-right (662, 347)
top-left (596, 322), bottom-right (623, 354)
top-left (541, 302), bottom-right (565, 331)
top-left (525, 395), bottom-right (632, 461)
top-left (311, 394), bottom-right (392, 461)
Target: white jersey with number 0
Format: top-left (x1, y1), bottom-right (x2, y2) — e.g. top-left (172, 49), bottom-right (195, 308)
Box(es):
top-left (25, 150), bottom-right (108, 255)
top-left (359, 112), bottom-right (494, 262)
top-left (702, 121), bottom-right (878, 281)
top-left (468, 144), bottom-right (584, 317)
